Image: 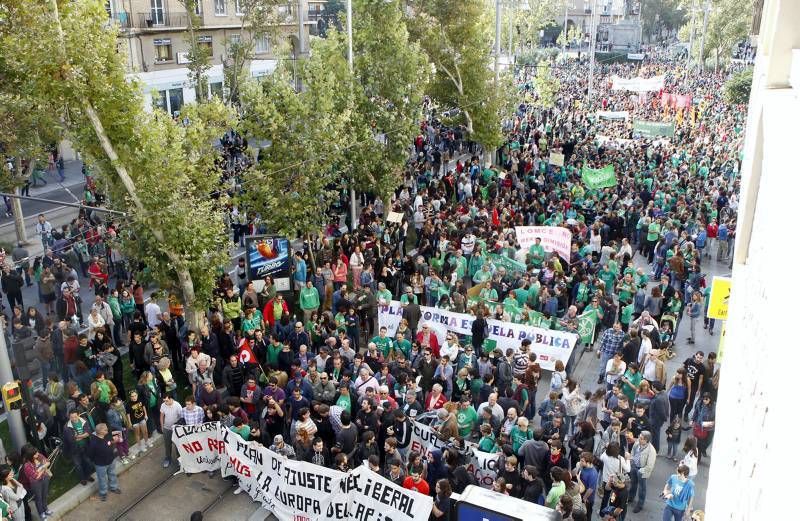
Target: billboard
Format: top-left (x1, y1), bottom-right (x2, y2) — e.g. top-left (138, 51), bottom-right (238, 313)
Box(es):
top-left (244, 235), bottom-right (292, 292)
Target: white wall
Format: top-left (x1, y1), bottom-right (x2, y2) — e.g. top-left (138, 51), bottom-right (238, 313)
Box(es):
top-left (704, 1), bottom-right (800, 519)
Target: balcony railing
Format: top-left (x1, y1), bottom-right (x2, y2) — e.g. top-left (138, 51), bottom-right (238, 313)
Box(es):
top-left (111, 11), bottom-right (132, 29)
top-left (136, 12), bottom-right (189, 29)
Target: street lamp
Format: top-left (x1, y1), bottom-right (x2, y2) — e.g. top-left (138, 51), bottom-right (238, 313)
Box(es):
top-left (561, 1), bottom-right (576, 59)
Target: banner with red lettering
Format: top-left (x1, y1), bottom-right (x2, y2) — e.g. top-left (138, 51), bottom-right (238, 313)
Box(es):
top-left (514, 225), bottom-right (573, 263)
top-left (407, 421), bottom-right (500, 488)
top-left (172, 423), bottom-right (433, 521)
top-left (172, 423), bottom-right (224, 473)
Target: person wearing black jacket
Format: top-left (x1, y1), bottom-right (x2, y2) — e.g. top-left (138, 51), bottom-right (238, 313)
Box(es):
top-left (521, 465), bottom-right (545, 504)
top-left (304, 437), bottom-right (331, 467)
top-left (470, 311), bottom-right (488, 350)
top-left (128, 331), bottom-right (148, 380)
top-left (86, 423), bottom-right (121, 501)
top-left (1, 267), bottom-right (24, 310)
top-left (648, 381), bottom-right (670, 453)
top-left (200, 326), bottom-right (222, 385)
top-left (62, 411), bottom-right (95, 485)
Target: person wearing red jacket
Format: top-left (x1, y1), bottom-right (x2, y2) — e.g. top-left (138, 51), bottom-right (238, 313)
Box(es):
top-left (263, 295), bottom-right (290, 328)
top-left (415, 324), bottom-right (440, 358)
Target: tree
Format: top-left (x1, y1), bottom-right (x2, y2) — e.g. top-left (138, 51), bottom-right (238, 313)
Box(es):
top-left (507, 0), bottom-right (559, 53)
top-left (556, 25), bottom-right (583, 51)
top-left (179, 0), bottom-right (212, 102)
top-left (531, 62), bottom-right (560, 109)
top-left (220, 0), bottom-right (285, 107)
top-left (348, 0), bottom-right (430, 196)
top-left (641, 0), bottom-right (686, 42)
top-left (408, 0), bottom-right (506, 151)
top-left (702, 0), bottom-right (751, 68)
top-left (1, 0), bottom-right (234, 326)
top-left (723, 67), bottom-right (753, 105)
top-left (238, 36), bottom-right (355, 238)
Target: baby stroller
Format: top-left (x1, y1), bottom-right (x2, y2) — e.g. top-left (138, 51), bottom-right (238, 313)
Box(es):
top-left (658, 313), bottom-right (678, 360)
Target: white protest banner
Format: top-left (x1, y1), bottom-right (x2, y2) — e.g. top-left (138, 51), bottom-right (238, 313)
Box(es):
top-left (465, 446), bottom-right (501, 487)
top-left (514, 225), bottom-right (573, 261)
top-left (627, 52), bottom-right (645, 60)
top-left (596, 110), bottom-right (629, 120)
top-left (349, 465), bottom-right (433, 521)
top-left (548, 152), bottom-right (564, 167)
top-left (172, 422), bottom-right (225, 473)
top-left (378, 302), bottom-right (577, 371)
top-left (214, 427), bottom-right (432, 521)
top-left (611, 75), bottom-right (664, 92)
top-left (386, 211), bottom-right (404, 223)
top-left (407, 421), bottom-right (500, 489)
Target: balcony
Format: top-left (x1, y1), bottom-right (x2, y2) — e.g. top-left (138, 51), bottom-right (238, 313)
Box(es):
top-left (136, 12), bottom-right (190, 30)
top-left (111, 11), bottom-right (132, 29)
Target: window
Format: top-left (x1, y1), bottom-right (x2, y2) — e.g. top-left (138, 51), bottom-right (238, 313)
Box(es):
top-left (150, 0), bottom-right (165, 25)
top-left (214, 0), bottom-right (226, 15)
top-left (194, 0), bottom-right (202, 15)
top-left (254, 36), bottom-right (269, 54)
top-left (154, 38), bottom-right (173, 62)
top-left (209, 82), bottom-right (223, 99)
top-left (230, 34), bottom-right (241, 45)
top-left (235, 0), bottom-right (244, 16)
top-left (153, 88), bottom-right (184, 116)
top-left (198, 35), bottom-right (213, 57)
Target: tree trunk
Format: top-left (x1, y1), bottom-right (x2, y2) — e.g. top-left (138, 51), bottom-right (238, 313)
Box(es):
top-left (49, 1), bottom-right (205, 323)
top-left (11, 195), bottom-right (28, 246)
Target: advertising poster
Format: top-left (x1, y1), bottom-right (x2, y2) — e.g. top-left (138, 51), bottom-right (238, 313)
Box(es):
top-left (245, 235), bottom-right (292, 291)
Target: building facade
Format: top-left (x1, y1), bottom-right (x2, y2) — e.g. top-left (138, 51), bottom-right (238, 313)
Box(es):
top-left (554, 0), bottom-right (641, 52)
top-left (106, 0), bottom-right (326, 114)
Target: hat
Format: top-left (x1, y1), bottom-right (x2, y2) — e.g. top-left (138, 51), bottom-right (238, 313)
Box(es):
top-left (273, 435), bottom-right (284, 444)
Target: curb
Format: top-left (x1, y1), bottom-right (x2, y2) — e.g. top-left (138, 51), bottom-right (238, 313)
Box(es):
top-left (47, 432), bottom-right (165, 520)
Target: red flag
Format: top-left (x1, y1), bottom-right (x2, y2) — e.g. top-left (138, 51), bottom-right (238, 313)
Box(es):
top-left (238, 338), bottom-right (256, 365)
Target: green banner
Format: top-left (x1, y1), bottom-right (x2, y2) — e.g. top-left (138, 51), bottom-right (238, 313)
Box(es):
top-left (488, 253), bottom-right (527, 274)
top-left (577, 311), bottom-right (598, 344)
top-left (633, 119), bottom-right (675, 138)
top-left (581, 165), bottom-right (617, 189)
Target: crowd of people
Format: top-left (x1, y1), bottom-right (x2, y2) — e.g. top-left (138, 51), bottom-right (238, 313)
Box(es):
top-left (0, 47), bottom-right (739, 521)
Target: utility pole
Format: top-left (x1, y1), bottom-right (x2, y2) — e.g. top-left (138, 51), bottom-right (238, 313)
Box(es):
top-left (686, 0), bottom-right (697, 68)
top-left (494, 0), bottom-right (502, 87)
top-left (698, 0), bottom-right (711, 70)
top-left (346, 0), bottom-right (357, 230)
top-left (561, 1), bottom-right (569, 58)
top-left (507, 0), bottom-right (514, 60)
top-left (587, 0), bottom-right (599, 98)
top-left (0, 321), bottom-right (27, 451)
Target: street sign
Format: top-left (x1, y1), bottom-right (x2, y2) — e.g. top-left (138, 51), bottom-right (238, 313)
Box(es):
top-left (707, 276), bottom-right (732, 320)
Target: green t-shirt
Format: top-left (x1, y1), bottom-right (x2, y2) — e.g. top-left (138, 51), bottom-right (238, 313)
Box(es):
top-left (546, 481), bottom-right (566, 509)
top-left (371, 335), bottom-right (393, 358)
top-left (621, 302), bottom-right (635, 324)
top-left (456, 406), bottom-right (478, 438)
top-left (393, 339), bottom-right (411, 359)
top-left (647, 222), bottom-right (661, 242)
top-left (232, 424), bottom-right (251, 441)
top-left (528, 244), bottom-right (546, 267)
top-left (267, 343), bottom-right (282, 367)
top-left (299, 287), bottom-right (320, 310)
top-left (71, 419), bottom-right (88, 447)
top-left (510, 426), bottom-right (532, 454)
top-left (478, 434), bottom-right (496, 452)
top-left (96, 380), bottom-right (111, 404)
top-left (336, 393), bottom-right (352, 413)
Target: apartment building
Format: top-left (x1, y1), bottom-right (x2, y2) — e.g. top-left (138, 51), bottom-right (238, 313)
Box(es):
top-left (106, 0), bottom-right (327, 114)
top-left (551, 0), bottom-right (640, 51)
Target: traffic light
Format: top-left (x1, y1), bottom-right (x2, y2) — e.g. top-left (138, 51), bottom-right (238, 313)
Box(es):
top-left (10, 335), bottom-right (40, 381)
top-left (2, 382), bottom-right (23, 410)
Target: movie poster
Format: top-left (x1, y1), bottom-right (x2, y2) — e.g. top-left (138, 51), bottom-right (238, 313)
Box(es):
top-left (245, 235), bottom-right (292, 291)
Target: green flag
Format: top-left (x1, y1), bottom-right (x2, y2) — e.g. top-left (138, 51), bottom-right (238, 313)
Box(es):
top-left (633, 119), bottom-right (675, 138)
top-left (488, 253), bottom-right (527, 274)
top-left (577, 312), bottom-right (597, 344)
top-left (581, 165), bottom-right (617, 189)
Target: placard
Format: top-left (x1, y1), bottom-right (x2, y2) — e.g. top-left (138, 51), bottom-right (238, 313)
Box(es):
top-left (244, 235), bottom-right (292, 290)
top-left (514, 225), bottom-right (573, 262)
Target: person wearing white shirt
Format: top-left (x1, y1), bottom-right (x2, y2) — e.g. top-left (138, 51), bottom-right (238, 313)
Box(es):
top-left (159, 395), bottom-right (183, 468)
top-left (145, 295), bottom-right (162, 329)
top-left (460, 233), bottom-right (475, 256)
top-left (86, 308), bottom-right (106, 341)
top-left (439, 335), bottom-right (460, 368)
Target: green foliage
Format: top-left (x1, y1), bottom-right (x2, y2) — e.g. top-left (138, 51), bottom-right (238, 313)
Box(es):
top-left (531, 62), bottom-right (560, 109)
top-left (642, 0), bottom-right (686, 41)
top-left (702, 0), bottom-right (751, 61)
top-left (556, 25), bottom-right (582, 49)
top-left (504, 0), bottom-right (559, 53)
top-left (516, 47), bottom-right (560, 67)
top-left (239, 37), bottom-right (355, 237)
top-left (179, 0), bottom-right (212, 102)
top-left (0, 0), bottom-right (232, 311)
top-left (723, 68), bottom-right (753, 104)
top-left (408, 0), bottom-right (505, 149)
